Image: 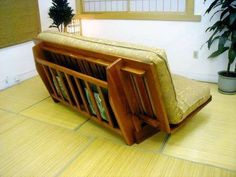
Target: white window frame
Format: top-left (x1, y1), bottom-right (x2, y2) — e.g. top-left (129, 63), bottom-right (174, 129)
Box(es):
top-left (76, 0), bottom-right (200, 21)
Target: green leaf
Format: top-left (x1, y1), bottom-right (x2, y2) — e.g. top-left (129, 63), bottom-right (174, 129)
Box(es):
top-left (220, 8), bottom-right (230, 20)
top-left (205, 0), bottom-right (220, 14)
top-left (228, 47), bottom-right (236, 64)
top-left (229, 12), bottom-right (236, 25)
top-left (208, 47), bottom-right (229, 58)
top-left (218, 31), bottom-right (230, 48)
top-left (207, 35), bottom-right (220, 49)
top-left (207, 31), bottom-right (218, 49)
top-left (218, 36), bottom-right (228, 48)
top-left (206, 20), bottom-right (225, 33)
top-left (232, 31), bottom-right (236, 41)
top-left (222, 0), bottom-right (234, 8)
top-left (210, 10), bottom-right (223, 21)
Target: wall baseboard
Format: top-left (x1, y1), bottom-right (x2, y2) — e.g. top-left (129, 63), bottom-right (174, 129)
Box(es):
top-left (172, 70), bottom-right (218, 83)
top-left (0, 69), bottom-right (37, 90)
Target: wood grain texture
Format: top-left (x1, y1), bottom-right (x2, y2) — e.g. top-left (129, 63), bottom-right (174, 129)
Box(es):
top-left (0, 119), bottom-right (91, 177)
top-left (0, 110), bottom-right (26, 133)
top-left (0, 79), bottom-right (235, 176)
top-left (164, 84), bottom-right (236, 170)
top-left (0, 76), bottom-right (49, 113)
top-left (60, 139), bottom-right (236, 177)
top-left (20, 98), bottom-right (88, 130)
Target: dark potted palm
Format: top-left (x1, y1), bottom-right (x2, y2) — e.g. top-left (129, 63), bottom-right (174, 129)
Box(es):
top-left (204, 0), bottom-right (236, 94)
top-left (48, 0), bottom-right (74, 32)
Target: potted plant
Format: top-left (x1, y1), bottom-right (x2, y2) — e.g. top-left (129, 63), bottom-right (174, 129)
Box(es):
top-left (48, 0), bottom-right (74, 32)
top-left (204, 0), bottom-right (236, 94)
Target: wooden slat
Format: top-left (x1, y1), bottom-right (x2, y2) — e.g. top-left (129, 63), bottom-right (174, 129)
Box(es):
top-left (56, 71), bottom-right (73, 106)
top-left (131, 115), bottom-right (142, 133)
top-left (76, 59), bottom-right (86, 73)
top-left (42, 46), bottom-right (111, 67)
top-left (82, 60), bottom-right (93, 76)
top-left (97, 65), bottom-right (106, 80)
top-left (48, 68), bottom-right (65, 101)
top-left (36, 57), bottom-right (108, 89)
top-left (107, 58), bottom-right (136, 145)
top-left (139, 115), bottom-right (160, 128)
top-left (74, 77), bottom-right (90, 114)
top-left (119, 71), bottom-right (140, 114)
top-left (65, 74), bottom-right (81, 111)
top-left (50, 52), bottom-right (61, 66)
top-left (121, 66), bottom-right (146, 76)
top-left (57, 53), bottom-right (67, 67)
top-left (134, 76), bottom-right (154, 117)
top-left (42, 65), bottom-right (57, 97)
top-left (130, 75), bottom-right (144, 114)
top-left (145, 66), bottom-right (171, 133)
top-left (69, 56), bottom-right (80, 71)
top-left (97, 86), bottom-right (114, 127)
top-left (84, 81), bottom-right (102, 121)
top-left (89, 63), bottom-right (98, 78)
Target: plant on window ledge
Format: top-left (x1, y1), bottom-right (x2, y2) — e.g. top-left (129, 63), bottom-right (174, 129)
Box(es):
top-left (204, 0), bottom-right (236, 94)
top-left (48, 0), bottom-right (74, 32)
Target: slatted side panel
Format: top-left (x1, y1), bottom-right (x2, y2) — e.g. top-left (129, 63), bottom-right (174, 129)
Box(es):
top-left (119, 67), bottom-right (161, 131)
top-left (43, 48), bottom-right (108, 81)
top-left (35, 50), bottom-right (120, 132)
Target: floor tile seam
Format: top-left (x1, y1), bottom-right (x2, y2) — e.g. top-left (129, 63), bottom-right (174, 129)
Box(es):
top-left (161, 152), bottom-right (236, 173)
top-left (53, 137), bottom-right (97, 177)
top-left (0, 96), bottom-right (50, 115)
top-left (0, 118), bottom-right (28, 135)
top-left (73, 119), bottom-right (90, 131)
top-left (158, 133), bottom-right (171, 153)
top-left (0, 107), bottom-right (18, 115)
top-left (18, 113), bottom-right (80, 131)
top-left (153, 131), bottom-right (236, 173)
top-left (17, 96), bottom-right (50, 113)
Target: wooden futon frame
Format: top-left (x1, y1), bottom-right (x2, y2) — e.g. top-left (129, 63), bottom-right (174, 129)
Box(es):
top-left (33, 41), bottom-right (210, 145)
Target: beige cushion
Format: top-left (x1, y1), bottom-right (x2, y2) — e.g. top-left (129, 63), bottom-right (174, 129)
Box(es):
top-left (37, 31), bottom-right (210, 124)
top-left (172, 74), bottom-right (211, 124)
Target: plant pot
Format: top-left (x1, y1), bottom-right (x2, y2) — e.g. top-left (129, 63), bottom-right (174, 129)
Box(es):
top-left (218, 71), bottom-right (236, 95)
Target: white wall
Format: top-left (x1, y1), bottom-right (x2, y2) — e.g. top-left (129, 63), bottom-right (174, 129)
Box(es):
top-left (0, 0), bottom-right (75, 90)
top-left (81, 0), bottom-right (231, 82)
top-left (0, 0), bottom-right (232, 90)
top-left (0, 41), bottom-right (37, 90)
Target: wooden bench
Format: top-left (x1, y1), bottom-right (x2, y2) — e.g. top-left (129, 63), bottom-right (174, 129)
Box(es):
top-left (33, 31), bottom-right (211, 145)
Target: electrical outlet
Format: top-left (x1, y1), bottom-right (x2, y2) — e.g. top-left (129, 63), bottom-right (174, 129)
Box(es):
top-left (14, 76), bottom-right (20, 83)
top-left (193, 51), bottom-right (199, 59)
top-left (5, 77), bottom-right (9, 84)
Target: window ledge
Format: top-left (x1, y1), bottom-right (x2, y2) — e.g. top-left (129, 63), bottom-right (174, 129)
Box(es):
top-left (76, 12), bottom-right (201, 22)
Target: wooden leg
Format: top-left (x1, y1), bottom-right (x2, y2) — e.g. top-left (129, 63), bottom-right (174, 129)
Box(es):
top-left (51, 96), bottom-right (60, 103)
top-left (134, 124), bottom-right (159, 144)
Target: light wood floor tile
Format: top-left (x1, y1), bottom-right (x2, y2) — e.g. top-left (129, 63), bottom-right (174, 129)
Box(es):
top-left (133, 132), bottom-right (168, 152)
top-left (0, 110), bottom-right (26, 133)
top-left (78, 120), bottom-right (167, 151)
top-left (163, 83), bottom-right (236, 170)
top-left (59, 139), bottom-right (236, 177)
top-left (77, 120), bottom-right (124, 144)
top-left (0, 76), bottom-right (49, 113)
top-left (0, 119), bottom-right (91, 177)
top-left (20, 98), bottom-right (88, 130)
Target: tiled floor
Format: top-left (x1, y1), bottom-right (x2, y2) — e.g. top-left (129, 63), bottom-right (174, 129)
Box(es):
top-left (0, 76), bottom-right (236, 177)
top-left (163, 85), bottom-right (236, 170)
top-left (20, 98), bottom-right (88, 130)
